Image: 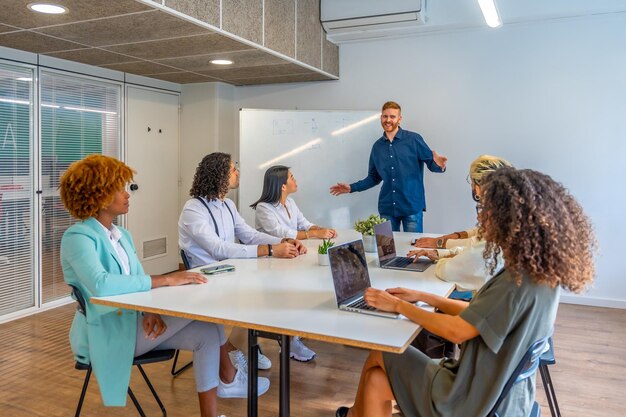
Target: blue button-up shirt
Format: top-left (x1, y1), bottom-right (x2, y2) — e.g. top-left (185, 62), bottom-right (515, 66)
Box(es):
top-left (350, 127), bottom-right (444, 217)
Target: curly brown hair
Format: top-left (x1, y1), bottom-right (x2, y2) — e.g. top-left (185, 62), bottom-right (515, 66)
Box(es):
top-left (478, 168), bottom-right (595, 293)
top-left (59, 154), bottom-right (134, 220)
top-left (190, 152), bottom-right (231, 199)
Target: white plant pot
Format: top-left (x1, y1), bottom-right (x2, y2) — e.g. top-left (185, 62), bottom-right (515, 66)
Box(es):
top-left (362, 234), bottom-right (377, 253)
top-left (318, 253), bottom-right (330, 266)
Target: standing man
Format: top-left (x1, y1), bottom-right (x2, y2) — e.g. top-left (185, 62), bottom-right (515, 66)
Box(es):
top-left (330, 101), bottom-right (447, 232)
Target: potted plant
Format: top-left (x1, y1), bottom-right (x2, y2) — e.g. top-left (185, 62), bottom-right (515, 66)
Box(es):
top-left (317, 239), bottom-right (335, 266)
top-left (354, 214), bottom-right (386, 253)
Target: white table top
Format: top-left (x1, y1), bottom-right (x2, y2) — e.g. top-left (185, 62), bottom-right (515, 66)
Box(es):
top-left (92, 230), bottom-right (453, 353)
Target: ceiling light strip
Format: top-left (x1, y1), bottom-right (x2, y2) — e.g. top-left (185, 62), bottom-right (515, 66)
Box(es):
top-left (478, 0), bottom-right (502, 28)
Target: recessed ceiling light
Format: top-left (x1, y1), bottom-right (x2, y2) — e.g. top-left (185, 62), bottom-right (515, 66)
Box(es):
top-left (28, 3), bottom-right (68, 14)
top-left (210, 59), bottom-right (234, 65)
top-left (16, 77), bottom-right (33, 82)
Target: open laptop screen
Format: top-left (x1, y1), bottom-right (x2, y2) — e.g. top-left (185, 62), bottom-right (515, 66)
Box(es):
top-left (374, 221), bottom-right (397, 263)
top-left (328, 240), bottom-right (371, 305)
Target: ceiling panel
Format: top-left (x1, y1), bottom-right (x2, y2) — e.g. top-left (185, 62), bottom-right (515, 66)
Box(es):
top-left (103, 33), bottom-right (250, 60)
top-left (46, 48), bottom-right (137, 66)
top-left (0, 24), bottom-right (20, 34)
top-left (0, 31), bottom-right (84, 53)
top-left (232, 72), bottom-right (332, 86)
top-left (0, 0), bottom-right (153, 29)
top-left (154, 49), bottom-right (287, 72)
top-left (200, 63), bottom-right (312, 81)
top-left (36, 10), bottom-right (210, 47)
top-left (100, 60), bottom-right (179, 75)
top-left (0, 0), bottom-right (335, 85)
top-left (144, 71), bottom-right (220, 84)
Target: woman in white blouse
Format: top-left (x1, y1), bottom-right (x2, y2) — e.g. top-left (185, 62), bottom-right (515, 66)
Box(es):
top-left (251, 165), bottom-right (336, 362)
top-left (251, 166), bottom-right (336, 240)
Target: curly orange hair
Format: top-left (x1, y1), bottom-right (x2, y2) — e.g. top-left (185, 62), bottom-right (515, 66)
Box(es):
top-left (478, 168), bottom-right (596, 293)
top-left (59, 154), bottom-right (134, 220)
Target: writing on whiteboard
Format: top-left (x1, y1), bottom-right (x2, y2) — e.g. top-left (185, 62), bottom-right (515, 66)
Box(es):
top-left (273, 119), bottom-right (294, 135)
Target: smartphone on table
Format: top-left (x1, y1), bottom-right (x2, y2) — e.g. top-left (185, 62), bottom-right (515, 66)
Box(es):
top-left (201, 264), bottom-right (236, 275)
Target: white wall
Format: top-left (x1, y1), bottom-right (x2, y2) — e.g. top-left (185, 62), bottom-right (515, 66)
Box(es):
top-left (180, 82), bottom-right (237, 209)
top-left (231, 14), bottom-right (626, 308)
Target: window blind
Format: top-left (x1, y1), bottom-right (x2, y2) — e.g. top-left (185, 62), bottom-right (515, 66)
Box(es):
top-left (0, 62), bottom-right (35, 316)
top-left (39, 70), bottom-right (121, 303)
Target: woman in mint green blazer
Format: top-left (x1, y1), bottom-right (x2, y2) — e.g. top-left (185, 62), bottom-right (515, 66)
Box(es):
top-left (59, 155), bottom-right (246, 417)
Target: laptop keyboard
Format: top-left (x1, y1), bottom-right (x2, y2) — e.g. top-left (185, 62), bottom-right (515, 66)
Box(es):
top-left (348, 298), bottom-right (376, 311)
top-left (384, 257), bottom-right (414, 268)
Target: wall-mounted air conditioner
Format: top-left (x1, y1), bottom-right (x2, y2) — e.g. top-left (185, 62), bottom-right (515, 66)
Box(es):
top-left (321, 0), bottom-right (425, 43)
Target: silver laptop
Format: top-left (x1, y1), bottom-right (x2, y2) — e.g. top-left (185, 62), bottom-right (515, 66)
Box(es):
top-left (328, 239), bottom-right (399, 319)
top-left (374, 221), bottom-right (433, 272)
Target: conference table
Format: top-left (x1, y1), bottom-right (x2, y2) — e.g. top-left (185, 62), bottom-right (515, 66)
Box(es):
top-left (91, 229), bottom-right (454, 417)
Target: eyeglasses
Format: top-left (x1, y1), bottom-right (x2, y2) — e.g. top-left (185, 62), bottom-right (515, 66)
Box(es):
top-left (466, 174), bottom-right (472, 184)
top-left (233, 162), bottom-right (240, 171)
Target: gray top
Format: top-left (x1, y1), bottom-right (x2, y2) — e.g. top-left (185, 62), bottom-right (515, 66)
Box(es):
top-left (384, 268), bottom-right (560, 417)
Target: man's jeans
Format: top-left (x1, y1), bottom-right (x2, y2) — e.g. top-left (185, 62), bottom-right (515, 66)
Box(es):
top-left (380, 212), bottom-right (423, 233)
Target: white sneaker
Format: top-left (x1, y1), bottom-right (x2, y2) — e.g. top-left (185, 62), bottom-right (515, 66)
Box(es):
top-left (217, 367), bottom-right (270, 398)
top-left (228, 348), bottom-right (272, 371)
top-left (290, 336), bottom-right (316, 362)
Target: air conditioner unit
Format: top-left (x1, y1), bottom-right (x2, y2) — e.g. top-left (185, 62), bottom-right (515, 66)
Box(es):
top-left (321, 0), bottom-right (425, 42)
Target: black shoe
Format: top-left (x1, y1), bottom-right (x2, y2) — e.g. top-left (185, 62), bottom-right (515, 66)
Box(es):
top-left (336, 406), bottom-right (349, 417)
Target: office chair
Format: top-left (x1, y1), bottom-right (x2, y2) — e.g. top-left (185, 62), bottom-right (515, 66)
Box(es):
top-left (487, 337), bottom-right (548, 417)
top-left (539, 337), bottom-right (561, 417)
top-left (170, 250), bottom-right (194, 377)
top-left (70, 285), bottom-right (175, 417)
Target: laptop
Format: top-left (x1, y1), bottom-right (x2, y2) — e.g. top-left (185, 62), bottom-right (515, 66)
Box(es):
top-left (374, 221), bottom-right (433, 272)
top-left (328, 239), bottom-right (399, 319)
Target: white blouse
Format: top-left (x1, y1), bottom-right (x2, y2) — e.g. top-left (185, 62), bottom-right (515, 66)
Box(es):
top-left (98, 221), bottom-right (130, 275)
top-left (178, 197), bottom-right (282, 268)
top-left (255, 198), bottom-right (314, 239)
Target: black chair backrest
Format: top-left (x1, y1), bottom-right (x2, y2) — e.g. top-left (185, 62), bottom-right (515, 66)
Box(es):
top-left (487, 337), bottom-right (548, 417)
top-left (180, 249), bottom-right (191, 270)
top-left (70, 284), bottom-right (88, 316)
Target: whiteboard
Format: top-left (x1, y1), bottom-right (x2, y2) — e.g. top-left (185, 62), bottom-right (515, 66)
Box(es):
top-left (239, 109), bottom-right (382, 230)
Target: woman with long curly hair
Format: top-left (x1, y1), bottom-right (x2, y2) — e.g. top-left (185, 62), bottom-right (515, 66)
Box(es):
top-left (60, 154), bottom-right (242, 417)
top-left (335, 167), bottom-right (595, 417)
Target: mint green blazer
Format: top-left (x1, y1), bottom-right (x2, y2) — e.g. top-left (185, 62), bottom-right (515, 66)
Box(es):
top-left (61, 217), bottom-right (151, 406)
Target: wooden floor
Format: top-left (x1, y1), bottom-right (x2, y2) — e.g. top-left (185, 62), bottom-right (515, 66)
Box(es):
top-left (0, 303), bottom-right (625, 417)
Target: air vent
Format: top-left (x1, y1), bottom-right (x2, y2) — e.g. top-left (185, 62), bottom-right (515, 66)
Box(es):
top-left (321, 0), bottom-right (425, 43)
top-left (143, 237), bottom-right (167, 259)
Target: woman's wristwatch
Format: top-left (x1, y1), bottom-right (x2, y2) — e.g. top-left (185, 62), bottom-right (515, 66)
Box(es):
top-left (267, 244), bottom-right (273, 257)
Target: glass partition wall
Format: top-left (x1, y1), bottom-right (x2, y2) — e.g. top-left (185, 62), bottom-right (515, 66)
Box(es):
top-left (0, 61), bottom-right (121, 319)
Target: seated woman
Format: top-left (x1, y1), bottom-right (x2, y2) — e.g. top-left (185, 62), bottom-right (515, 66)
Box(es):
top-left (409, 155), bottom-right (512, 292)
top-left (60, 155), bottom-right (261, 417)
top-left (252, 165), bottom-right (337, 240)
top-left (251, 165), bottom-right (336, 362)
top-left (336, 167), bottom-right (595, 417)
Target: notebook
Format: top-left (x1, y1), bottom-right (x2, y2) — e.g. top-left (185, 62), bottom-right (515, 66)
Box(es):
top-left (328, 239), bottom-right (399, 319)
top-left (374, 221), bottom-right (433, 272)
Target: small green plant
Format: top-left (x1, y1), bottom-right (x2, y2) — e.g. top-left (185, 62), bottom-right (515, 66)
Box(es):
top-left (354, 214), bottom-right (387, 236)
top-left (317, 239), bottom-right (335, 254)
